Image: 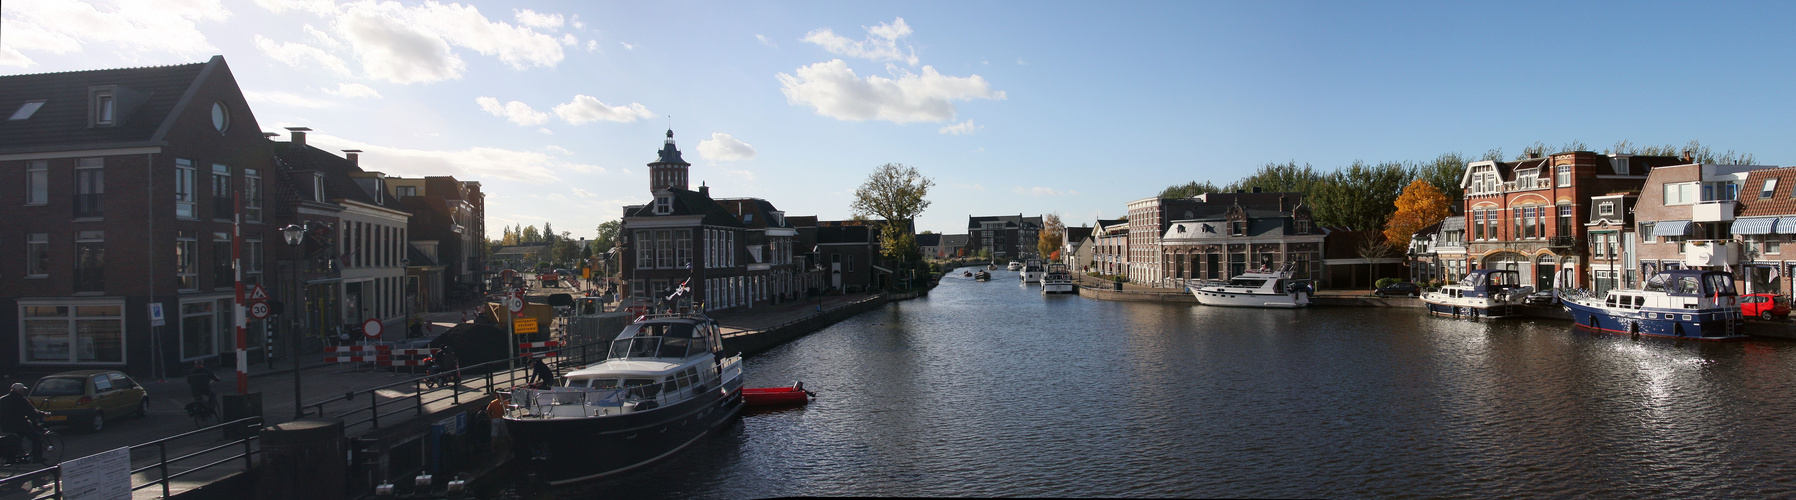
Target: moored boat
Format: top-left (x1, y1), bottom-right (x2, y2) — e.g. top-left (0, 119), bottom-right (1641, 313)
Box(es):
top-left (1186, 263), bottom-right (1312, 308)
top-left (744, 383), bottom-right (813, 406)
top-left (1420, 269), bottom-right (1533, 319)
top-left (1041, 263), bottom-right (1076, 294)
top-left (1560, 269), bottom-right (1745, 340)
top-left (1019, 259), bottom-right (1045, 284)
top-left (1007, 261), bottom-right (1022, 271)
top-left (973, 270), bottom-right (991, 281)
top-left (503, 311), bottom-right (744, 485)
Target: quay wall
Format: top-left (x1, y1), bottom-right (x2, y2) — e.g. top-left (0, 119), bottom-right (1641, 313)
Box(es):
top-left (723, 290), bottom-right (924, 356)
top-left (1076, 285), bottom-right (1587, 320)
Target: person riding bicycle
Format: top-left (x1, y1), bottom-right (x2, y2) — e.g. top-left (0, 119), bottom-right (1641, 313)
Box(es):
top-left (433, 346), bottom-right (460, 385)
top-left (0, 383), bottom-right (47, 463)
top-left (187, 361), bottom-right (220, 411)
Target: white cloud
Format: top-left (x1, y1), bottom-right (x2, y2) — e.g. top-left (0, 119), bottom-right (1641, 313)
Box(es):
top-left (756, 34), bottom-right (778, 48)
top-left (618, 41), bottom-right (636, 50)
top-left (244, 90), bottom-right (333, 109)
top-left (776, 60), bottom-right (1005, 123)
top-left (294, 128), bottom-right (601, 184)
top-left (584, 40), bottom-right (599, 51)
top-left (553, 95), bottom-right (653, 124)
top-left (545, 145), bottom-right (573, 155)
top-left (538, 128), bottom-right (553, 135)
top-left (513, 9), bottom-right (564, 29)
top-left (476, 97), bottom-right (550, 126)
top-left (303, 25), bottom-right (341, 48)
top-left (255, 0), bottom-right (336, 15)
top-left (697, 133), bottom-right (757, 162)
top-left (254, 35), bottom-right (353, 76)
top-left (1013, 186), bottom-right (1074, 196)
top-left (571, 187), bottom-right (597, 198)
top-left (560, 34), bottom-right (578, 46)
top-left (801, 18), bottom-right (917, 65)
top-left (1016, 58), bottom-right (1028, 66)
top-left (328, 1), bottom-right (567, 84)
top-left (938, 120), bottom-right (980, 135)
top-left (0, 0), bottom-right (229, 67)
top-left (322, 82), bottom-right (381, 98)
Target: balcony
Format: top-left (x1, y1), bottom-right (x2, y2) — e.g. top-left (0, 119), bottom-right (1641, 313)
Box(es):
top-left (1692, 200), bottom-right (1736, 223)
top-left (1547, 235), bottom-right (1577, 248)
top-left (1684, 240), bottom-right (1740, 267)
top-left (73, 194), bottom-right (103, 218)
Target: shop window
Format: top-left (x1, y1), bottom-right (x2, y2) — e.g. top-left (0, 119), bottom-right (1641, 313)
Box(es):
top-left (20, 303), bottom-right (124, 363)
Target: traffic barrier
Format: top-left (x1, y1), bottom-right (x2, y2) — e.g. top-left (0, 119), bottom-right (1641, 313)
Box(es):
top-left (517, 341), bottom-right (563, 349)
top-left (521, 351), bottom-right (560, 358)
top-left (323, 345), bottom-right (436, 366)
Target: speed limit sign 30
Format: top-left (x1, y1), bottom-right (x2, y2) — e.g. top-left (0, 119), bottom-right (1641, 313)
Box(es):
top-left (248, 301), bottom-right (271, 320)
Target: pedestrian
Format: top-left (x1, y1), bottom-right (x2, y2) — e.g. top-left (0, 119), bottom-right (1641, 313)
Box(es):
top-left (531, 358), bottom-right (555, 388)
top-left (408, 318), bottom-right (424, 339)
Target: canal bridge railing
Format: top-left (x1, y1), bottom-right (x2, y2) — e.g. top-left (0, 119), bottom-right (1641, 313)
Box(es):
top-left (0, 416), bottom-right (265, 500)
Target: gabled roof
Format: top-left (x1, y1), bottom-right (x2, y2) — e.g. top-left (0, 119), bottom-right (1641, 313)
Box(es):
top-left (1739, 166), bottom-right (1796, 217)
top-left (1065, 226), bottom-right (1094, 242)
top-left (274, 141), bottom-right (392, 208)
top-left (0, 56), bottom-right (226, 153)
top-left (914, 233), bottom-right (942, 247)
top-left (716, 197), bottom-right (791, 230)
top-left (941, 234), bottom-right (968, 247)
top-left (624, 188), bottom-right (744, 227)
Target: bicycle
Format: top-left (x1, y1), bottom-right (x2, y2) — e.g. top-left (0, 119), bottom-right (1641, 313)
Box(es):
top-left (2, 429), bottom-right (63, 467)
top-left (185, 400), bottom-right (218, 429)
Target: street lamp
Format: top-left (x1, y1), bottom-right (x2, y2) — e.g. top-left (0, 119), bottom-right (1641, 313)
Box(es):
top-left (279, 223), bottom-right (309, 419)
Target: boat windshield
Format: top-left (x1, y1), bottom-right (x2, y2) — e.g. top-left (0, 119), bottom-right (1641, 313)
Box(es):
top-left (608, 320), bottom-right (714, 358)
top-left (1227, 278), bottom-right (1267, 288)
top-left (1458, 273), bottom-right (1484, 287)
top-left (611, 337), bottom-right (661, 358)
top-left (1705, 273), bottom-right (1736, 295)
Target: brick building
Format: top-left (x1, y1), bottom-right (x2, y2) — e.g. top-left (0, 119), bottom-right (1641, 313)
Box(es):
top-left (965, 214), bottom-right (1041, 260)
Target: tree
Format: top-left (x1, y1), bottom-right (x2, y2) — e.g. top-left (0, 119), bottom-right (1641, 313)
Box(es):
top-left (521, 225), bottom-right (541, 244)
top-left (851, 163), bottom-right (935, 263)
top-left (1384, 180), bottom-right (1453, 246)
top-left (1037, 213), bottom-right (1064, 260)
top-left (1409, 153), bottom-right (1467, 203)
top-left (1229, 161), bottom-right (1325, 197)
top-left (1311, 161), bottom-right (1412, 231)
top-left (542, 222), bottom-right (555, 244)
top-left (594, 220), bottom-right (620, 253)
top-left (1161, 180), bottom-right (1223, 199)
top-left (1356, 232), bottom-right (1393, 290)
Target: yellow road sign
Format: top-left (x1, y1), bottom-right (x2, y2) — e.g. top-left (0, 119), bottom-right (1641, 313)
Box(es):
top-left (514, 318), bottom-right (538, 334)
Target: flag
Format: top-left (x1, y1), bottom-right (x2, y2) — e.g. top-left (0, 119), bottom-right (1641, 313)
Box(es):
top-left (666, 277), bottom-right (691, 301)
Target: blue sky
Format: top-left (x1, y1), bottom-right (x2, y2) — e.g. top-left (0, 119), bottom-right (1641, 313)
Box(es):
top-left (5, 1), bottom-right (1793, 236)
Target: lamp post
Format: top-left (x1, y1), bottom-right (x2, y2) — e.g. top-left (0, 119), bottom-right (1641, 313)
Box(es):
top-left (280, 223), bottom-right (309, 419)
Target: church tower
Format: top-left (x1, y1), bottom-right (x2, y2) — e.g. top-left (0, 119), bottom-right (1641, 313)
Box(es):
top-left (648, 129), bottom-right (690, 191)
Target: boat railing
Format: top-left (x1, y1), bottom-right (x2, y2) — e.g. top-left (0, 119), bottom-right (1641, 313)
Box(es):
top-left (508, 357), bottom-right (742, 419)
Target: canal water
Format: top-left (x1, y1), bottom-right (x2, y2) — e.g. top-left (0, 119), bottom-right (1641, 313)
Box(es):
top-left (516, 266), bottom-right (1796, 498)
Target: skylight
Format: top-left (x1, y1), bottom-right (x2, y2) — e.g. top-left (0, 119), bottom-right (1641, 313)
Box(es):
top-left (9, 100), bottom-right (46, 121)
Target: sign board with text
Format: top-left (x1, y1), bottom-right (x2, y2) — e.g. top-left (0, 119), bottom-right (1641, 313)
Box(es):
top-left (61, 446), bottom-right (130, 500)
top-left (513, 318), bottom-right (538, 334)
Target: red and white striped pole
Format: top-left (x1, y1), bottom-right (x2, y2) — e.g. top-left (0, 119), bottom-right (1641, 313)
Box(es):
top-left (233, 182), bottom-right (248, 394)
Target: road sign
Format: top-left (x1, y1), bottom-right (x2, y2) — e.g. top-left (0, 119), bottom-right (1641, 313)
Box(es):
top-left (245, 284), bottom-right (269, 302)
top-left (514, 318), bottom-right (538, 334)
top-left (506, 296), bottom-right (525, 313)
top-left (362, 318), bottom-right (383, 338)
top-left (148, 303), bottom-right (165, 327)
top-left (248, 301), bottom-right (271, 320)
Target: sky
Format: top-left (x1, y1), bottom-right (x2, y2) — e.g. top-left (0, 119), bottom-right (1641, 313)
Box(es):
top-left (5, 1), bottom-right (1795, 237)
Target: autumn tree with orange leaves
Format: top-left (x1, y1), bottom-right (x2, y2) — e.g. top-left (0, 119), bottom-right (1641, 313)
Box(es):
top-left (1384, 180), bottom-right (1453, 246)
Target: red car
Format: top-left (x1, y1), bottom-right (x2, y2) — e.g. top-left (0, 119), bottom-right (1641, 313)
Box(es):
top-left (1740, 293), bottom-right (1791, 321)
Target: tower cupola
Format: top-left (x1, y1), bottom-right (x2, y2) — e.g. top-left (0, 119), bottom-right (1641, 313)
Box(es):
top-left (649, 129), bottom-right (691, 191)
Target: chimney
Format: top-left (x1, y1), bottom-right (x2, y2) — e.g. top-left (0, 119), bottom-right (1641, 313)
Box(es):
top-left (1682, 150), bottom-right (1695, 163)
top-left (343, 149), bottom-right (362, 166)
top-left (699, 181), bottom-right (709, 197)
top-left (1252, 187), bottom-right (1263, 193)
top-left (285, 127), bottom-right (311, 148)
top-left (1279, 195), bottom-right (1289, 212)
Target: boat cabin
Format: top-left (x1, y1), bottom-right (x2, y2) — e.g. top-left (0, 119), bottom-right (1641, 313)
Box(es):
top-left (1606, 269), bottom-right (1738, 310)
top-left (1439, 269), bottom-right (1523, 299)
top-left (607, 317), bottom-right (723, 360)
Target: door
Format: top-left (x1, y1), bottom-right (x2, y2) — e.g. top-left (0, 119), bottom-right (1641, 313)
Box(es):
top-left (90, 373), bottom-right (119, 416)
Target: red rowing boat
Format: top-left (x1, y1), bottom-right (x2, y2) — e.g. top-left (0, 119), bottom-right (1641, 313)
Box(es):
top-left (743, 383), bottom-right (814, 406)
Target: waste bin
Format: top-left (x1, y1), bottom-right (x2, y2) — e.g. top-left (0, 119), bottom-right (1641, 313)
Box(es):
top-left (221, 392), bottom-right (263, 438)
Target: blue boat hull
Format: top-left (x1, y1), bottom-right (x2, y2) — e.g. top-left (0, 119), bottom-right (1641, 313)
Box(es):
top-left (1561, 301), bottom-right (1745, 340)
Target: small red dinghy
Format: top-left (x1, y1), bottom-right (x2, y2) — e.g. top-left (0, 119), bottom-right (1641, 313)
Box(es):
top-left (743, 382), bottom-right (814, 406)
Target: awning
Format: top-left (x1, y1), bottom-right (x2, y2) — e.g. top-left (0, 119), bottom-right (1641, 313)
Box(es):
top-left (1652, 220), bottom-right (1693, 237)
top-left (1733, 217), bottom-right (1779, 235)
top-left (1779, 217), bottom-right (1796, 234)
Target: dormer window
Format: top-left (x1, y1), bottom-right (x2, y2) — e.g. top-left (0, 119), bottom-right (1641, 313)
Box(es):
top-left (1599, 202), bottom-right (1615, 216)
top-left (744, 213), bottom-right (754, 224)
top-left (1296, 219), bottom-right (1310, 235)
top-left (95, 94), bottom-right (115, 125)
top-left (312, 173), bottom-right (327, 203)
top-left (653, 196), bottom-right (672, 214)
top-left (1610, 156), bottom-right (1631, 174)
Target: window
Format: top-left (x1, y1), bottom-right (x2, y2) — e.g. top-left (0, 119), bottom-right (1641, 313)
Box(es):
top-left (175, 159), bottom-right (196, 218)
top-left (1770, 236), bottom-right (1784, 255)
top-left (1610, 156), bottom-right (1630, 174)
top-left (1296, 219), bottom-right (1310, 234)
top-left (656, 230), bottom-right (672, 268)
top-left (1598, 202), bottom-right (1615, 216)
top-left (1558, 205), bottom-right (1574, 237)
top-left (396, 186), bottom-right (417, 197)
top-left (25, 160), bottom-right (47, 205)
top-left (1523, 207), bottom-right (1539, 239)
top-left (211, 164), bottom-right (232, 219)
top-left (9, 100), bottom-right (45, 121)
top-left (312, 173), bottom-right (326, 203)
top-left (21, 303), bottom-right (124, 363)
top-left (93, 91), bottom-right (115, 126)
top-left (1663, 182), bottom-right (1698, 205)
top-left (654, 196), bottom-right (672, 214)
top-left (677, 230), bottom-right (691, 268)
top-left (635, 230), bottom-right (652, 268)
top-left (246, 234), bottom-right (263, 276)
top-left (176, 232), bottom-right (197, 290)
top-left (1472, 210), bottom-right (1485, 240)
top-left (179, 301), bottom-right (216, 359)
top-left (74, 231), bottom-right (103, 293)
top-left (26, 233), bottom-right (49, 277)
top-left (1763, 178), bottom-right (1781, 199)
top-left (244, 168), bottom-right (261, 223)
top-left (212, 232), bottom-right (232, 289)
top-left (1556, 165), bottom-right (1571, 187)
top-left (75, 158), bottom-right (103, 218)
top-left (210, 102), bottom-right (229, 132)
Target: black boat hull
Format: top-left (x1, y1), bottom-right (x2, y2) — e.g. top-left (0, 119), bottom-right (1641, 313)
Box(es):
top-left (505, 381), bottom-right (745, 485)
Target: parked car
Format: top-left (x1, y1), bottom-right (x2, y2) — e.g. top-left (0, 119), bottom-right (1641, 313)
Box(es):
top-left (1524, 290), bottom-right (1558, 306)
top-left (1740, 293), bottom-right (1791, 321)
top-left (1373, 282), bottom-right (1421, 298)
top-left (27, 370), bottom-right (149, 431)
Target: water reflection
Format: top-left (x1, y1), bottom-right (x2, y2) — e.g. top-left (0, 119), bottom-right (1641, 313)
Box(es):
top-left (514, 267), bottom-right (1796, 499)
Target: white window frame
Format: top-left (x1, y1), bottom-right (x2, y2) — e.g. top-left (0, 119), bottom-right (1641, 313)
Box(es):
top-left (25, 160), bottom-right (47, 206)
top-left (26, 233), bottom-right (49, 278)
top-left (18, 300), bottom-right (126, 365)
top-left (244, 168), bottom-right (262, 223)
top-left (176, 231), bottom-right (198, 291)
top-left (1556, 165), bottom-right (1571, 187)
top-left (175, 159), bottom-right (197, 219)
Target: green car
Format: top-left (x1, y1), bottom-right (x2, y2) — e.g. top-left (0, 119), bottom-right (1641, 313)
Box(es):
top-left (27, 370), bottom-right (150, 431)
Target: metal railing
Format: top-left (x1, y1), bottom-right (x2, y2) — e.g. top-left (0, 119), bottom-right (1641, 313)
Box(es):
top-left (72, 193), bottom-right (102, 218)
top-left (0, 417), bottom-right (263, 499)
top-left (294, 339), bottom-right (616, 433)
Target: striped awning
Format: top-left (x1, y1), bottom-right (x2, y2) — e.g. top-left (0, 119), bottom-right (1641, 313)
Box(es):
top-left (1651, 220), bottom-right (1693, 237)
top-left (1779, 217), bottom-right (1796, 234)
top-left (1733, 217), bottom-right (1779, 235)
